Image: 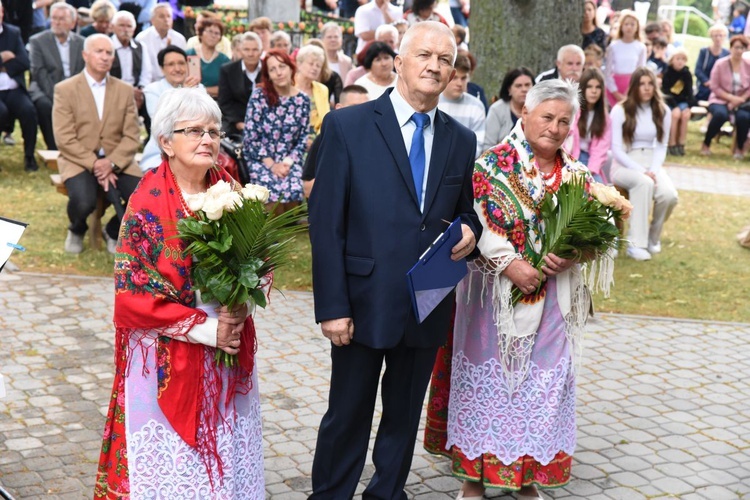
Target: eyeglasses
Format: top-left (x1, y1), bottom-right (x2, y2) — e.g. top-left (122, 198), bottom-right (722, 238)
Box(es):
top-left (173, 127), bottom-right (225, 141)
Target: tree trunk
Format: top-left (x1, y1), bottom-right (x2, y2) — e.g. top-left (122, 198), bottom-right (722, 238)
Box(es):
top-left (471, 0), bottom-right (583, 100)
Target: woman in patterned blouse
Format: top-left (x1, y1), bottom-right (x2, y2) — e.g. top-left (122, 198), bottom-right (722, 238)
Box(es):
top-left (242, 49), bottom-right (311, 214)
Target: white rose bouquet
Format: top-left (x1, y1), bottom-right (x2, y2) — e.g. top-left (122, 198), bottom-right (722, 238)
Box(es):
top-left (512, 172), bottom-right (632, 305)
top-left (177, 180), bottom-right (306, 366)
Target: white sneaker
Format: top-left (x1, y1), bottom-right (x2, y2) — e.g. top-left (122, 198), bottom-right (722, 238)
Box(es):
top-left (103, 230), bottom-right (118, 255)
top-left (64, 230), bottom-right (84, 254)
top-left (626, 246), bottom-right (652, 261)
top-left (648, 242), bottom-right (662, 254)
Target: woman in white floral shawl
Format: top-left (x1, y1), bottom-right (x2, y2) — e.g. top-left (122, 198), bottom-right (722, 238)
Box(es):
top-left (424, 80), bottom-right (598, 500)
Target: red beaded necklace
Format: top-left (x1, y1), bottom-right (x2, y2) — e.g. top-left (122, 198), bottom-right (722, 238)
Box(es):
top-left (540, 153), bottom-right (564, 193)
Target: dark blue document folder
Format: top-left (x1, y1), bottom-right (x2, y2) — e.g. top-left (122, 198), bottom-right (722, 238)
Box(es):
top-left (406, 218), bottom-right (468, 323)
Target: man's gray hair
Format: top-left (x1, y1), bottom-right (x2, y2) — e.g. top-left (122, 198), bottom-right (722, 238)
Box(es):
top-left (83, 33), bottom-right (114, 51)
top-left (399, 21), bottom-right (457, 64)
top-left (50, 2), bottom-right (77, 22)
top-left (320, 21), bottom-right (342, 37)
top-left (556, 44), bottom-right (585, 63)
top-left (151, 88), bottom-right (221, 154)
top-left (112, 10), bottom-right (136, 26)
top-left (241, 30), bottom-right (263, 47)
top-left (151, 2), bottom-right (172, 19)
top-left (524, 79), bottom-right (580, 120)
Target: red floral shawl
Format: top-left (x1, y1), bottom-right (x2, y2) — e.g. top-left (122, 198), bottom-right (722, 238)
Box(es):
top-left (95, 160), bottom-right (256, 497)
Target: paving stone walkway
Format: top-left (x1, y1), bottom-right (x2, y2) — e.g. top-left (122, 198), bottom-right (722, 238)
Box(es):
top-left (664, 164), bottom-right (750, 197)
top-left (0, 272), bottom-right (748, 499)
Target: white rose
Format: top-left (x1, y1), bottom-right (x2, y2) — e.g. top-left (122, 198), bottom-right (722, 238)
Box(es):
top-left (592, 183), bottom-right (620, 207)
top-left (206, 180), bottom-right (232, 198)
top-left (241, 184), bottom-right (270, 204)
top-left (186, 192), bottom-right (206, 213)
top-left (221, 191), bottom-right (243, 212)
top-left (201, 196), bottom-right (224, 221)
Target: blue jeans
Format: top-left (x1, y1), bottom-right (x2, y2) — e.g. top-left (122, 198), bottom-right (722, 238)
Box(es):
top-left (578, 150), bottom-right (604, 183)
top-left (705, 103), bottom-right (750, 150)
top-left (451, 6), bottom-right (468, 27)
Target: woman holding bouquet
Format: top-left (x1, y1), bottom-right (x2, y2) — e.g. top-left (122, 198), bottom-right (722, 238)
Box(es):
top-left (425, 80), bottom-right (615, 500)
top-left (611, 66), bottom-right (677, 261)
top-left (243, 49), bottom-right (310, 214)
top-left (95, 88), bottom-right (265, 498)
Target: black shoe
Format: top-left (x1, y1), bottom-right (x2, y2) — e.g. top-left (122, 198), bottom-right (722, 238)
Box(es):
top-left (24, 156), bottom-right (39, 172)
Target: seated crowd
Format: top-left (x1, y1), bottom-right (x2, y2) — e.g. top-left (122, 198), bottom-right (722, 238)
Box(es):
top-left (0, 1), bottom-right (737, 264)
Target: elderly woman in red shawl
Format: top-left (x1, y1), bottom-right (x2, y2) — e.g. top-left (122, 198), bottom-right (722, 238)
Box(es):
top-left (95, 87), bottom-right (265, 498)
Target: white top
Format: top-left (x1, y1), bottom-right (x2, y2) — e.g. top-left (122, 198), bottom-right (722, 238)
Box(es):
top-left (112, 35), bottom-right (152, 87)
top-left (610, 102), bottom-right (672, 174)
top-left (354, 1), bottom-right (403, 54)
top-left (355, 73), bottom-right (397, 100)
top-left (605, 39), bottom-right (647, 92)
top-left (0, 26), bottom-right (17, 91)
top-left (438, 92), bottom-right (486, 158)
top-left (135, 27), bottom-right (187, 81)
top-left (390, 87), bottom-right (437, 212)
top-left (579, 112), bottom-right (595, 153)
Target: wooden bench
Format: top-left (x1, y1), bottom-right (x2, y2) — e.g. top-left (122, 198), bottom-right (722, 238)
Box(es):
top-left (46, 152), bottom-right (143, 251)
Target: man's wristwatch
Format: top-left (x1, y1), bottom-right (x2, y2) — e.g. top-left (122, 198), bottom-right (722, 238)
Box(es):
top-left (110, 161), bottom-right (121, 174)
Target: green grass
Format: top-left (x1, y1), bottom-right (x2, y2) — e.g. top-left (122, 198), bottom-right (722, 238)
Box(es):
top-left (666, 120), bottom-right (750, 172)
top-left (1, 130), bottom-right (748, 322)
top-left (594, 190), bottom-right (750, 323)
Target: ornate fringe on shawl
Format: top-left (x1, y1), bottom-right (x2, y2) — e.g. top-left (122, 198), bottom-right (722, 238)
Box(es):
top-left (107, 161), bottom-right (256, 492)
top-left (468, 121), bottom-right (614, 391)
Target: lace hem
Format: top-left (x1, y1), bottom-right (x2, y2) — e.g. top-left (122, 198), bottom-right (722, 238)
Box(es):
top-left (446, 351), bottom-right (577, 465)
top-left (129, 398), bottom-right (265, 498)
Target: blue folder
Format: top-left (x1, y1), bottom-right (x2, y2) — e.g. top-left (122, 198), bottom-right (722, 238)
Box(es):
top-left (406, 218), bottom-right (468, 323)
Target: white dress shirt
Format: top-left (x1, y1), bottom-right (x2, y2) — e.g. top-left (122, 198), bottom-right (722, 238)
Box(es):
top-left (135, 27), bottom-right (186, 80)
top-left (354, 1), bottom-right (403, 54)
top-left (242, 60), bottom-right (261, 91)
top-left (390, 87), bottom-right (437, 212)
top-left (111, 35), bottom-right (153, 87)
top-left (55, 33), bottom-right (73, 79)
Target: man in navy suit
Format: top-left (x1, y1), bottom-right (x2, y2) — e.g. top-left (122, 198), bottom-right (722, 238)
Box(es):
top-left (308, 21), bottom-right (481, 500)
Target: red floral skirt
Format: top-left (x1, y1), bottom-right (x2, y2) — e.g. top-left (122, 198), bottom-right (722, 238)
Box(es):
top-left (423, 318), bottom-right (572, 490)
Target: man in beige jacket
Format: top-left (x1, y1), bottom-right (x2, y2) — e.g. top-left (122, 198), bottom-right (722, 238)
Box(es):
top-left (54, 33), bottom-right (141, 254)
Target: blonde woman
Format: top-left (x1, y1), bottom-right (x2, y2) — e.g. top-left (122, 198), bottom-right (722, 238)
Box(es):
top-left (604, 10), bottom-right (647, 106)
top-left (294, 44), bottom-right (330, 135)
top-left (306, 38), bottom-right (344, 104)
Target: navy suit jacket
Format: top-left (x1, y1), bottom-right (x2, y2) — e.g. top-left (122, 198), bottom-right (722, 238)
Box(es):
top-left (309, 89), bottom-right (481, 350)
top-left (0, 23), bottom-right (29, 91)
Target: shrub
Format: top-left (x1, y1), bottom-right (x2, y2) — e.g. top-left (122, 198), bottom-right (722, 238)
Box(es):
top-left (673, 12), bottom-right (709, 37)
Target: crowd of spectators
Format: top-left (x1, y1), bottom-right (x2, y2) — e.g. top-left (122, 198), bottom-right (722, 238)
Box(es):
top-left (0, 0), bottom-right (742, 262)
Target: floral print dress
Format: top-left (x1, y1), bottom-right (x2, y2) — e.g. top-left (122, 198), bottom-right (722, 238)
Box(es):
top-left (242, 88), bottom-right (311, 203)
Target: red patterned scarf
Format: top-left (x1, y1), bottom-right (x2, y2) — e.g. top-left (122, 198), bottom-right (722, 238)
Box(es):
top-left (96, 160), bottom-right (256, 497)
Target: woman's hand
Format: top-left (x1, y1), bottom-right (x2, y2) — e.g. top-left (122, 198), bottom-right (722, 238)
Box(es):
top-left (503, 259), bottom-right (541, 295)
top-left (216, 304), bottom-right (247, 355)
top-left (271, 162), bottom-right (291, 178)
top-left (541, 252), bottom-right (576, 277)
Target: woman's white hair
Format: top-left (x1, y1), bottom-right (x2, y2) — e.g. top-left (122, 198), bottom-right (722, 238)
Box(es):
top-left (320, 21), bottom-right (342, 37)
top-left (151, 88), bottom-right (221, 154)
top-left (296, 44), bottom-right (325, 64)
top-left (524, 79), bottom-right (580, 120)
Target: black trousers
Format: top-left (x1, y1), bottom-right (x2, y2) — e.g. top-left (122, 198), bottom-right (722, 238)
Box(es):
top-left (33, 95), bottom-right (56, 150)
top-left (64, 170), bottom-right (140, 239)
top-left (309, 339), bottom-right (438, 500)
top-left (0, 88), bottom-right (38, 157)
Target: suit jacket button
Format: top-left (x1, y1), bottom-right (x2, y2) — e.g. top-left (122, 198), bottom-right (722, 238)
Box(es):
top-left (420, 224), bottom-right (426, 231)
